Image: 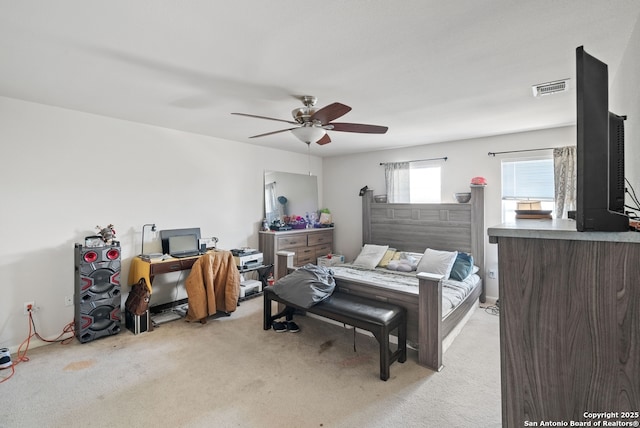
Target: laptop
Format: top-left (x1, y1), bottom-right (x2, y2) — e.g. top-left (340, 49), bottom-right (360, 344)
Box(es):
top-left (168, 234), bottom-right (201, 258)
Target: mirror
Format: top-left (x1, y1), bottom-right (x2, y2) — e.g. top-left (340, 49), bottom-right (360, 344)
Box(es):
top-left (264, 171), bottom-right (318, 225)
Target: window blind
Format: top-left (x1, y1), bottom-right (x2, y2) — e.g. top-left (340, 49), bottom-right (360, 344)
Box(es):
top-left (501, 158), bottom-right (554, 200)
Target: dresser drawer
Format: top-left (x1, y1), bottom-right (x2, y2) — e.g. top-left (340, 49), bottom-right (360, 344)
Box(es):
top-left (308, 231), bottom-right (333, 246)
top-left (314, 243), bottom-right (332, 258)
top-left (295, 246), bottom-right (315, 265)
top-left (277, 235), bottom-right (308, 250)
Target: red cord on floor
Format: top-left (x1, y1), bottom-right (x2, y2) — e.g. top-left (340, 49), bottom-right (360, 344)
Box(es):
top-left (0, 311), bottom-right (74, 383)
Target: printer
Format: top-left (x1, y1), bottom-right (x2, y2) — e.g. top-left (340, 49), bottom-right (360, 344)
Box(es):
top-left (231, 248), bottom-right (263, 270)
top-left (239, 279), bottom-right (262, 298)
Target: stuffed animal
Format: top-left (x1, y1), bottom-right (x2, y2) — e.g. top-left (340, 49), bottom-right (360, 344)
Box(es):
top-left (96, 224), bottom-right (116, 244)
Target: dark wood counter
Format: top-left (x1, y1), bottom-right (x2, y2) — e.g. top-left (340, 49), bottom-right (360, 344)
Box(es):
top-left (488, 220), bottom-right (640, 427)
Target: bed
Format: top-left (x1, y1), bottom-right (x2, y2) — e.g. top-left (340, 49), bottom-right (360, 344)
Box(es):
top-left (275, 185), bottom-right (485, 371)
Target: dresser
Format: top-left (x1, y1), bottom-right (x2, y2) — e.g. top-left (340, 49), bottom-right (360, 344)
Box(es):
top-left (259, 228), bottom-right (334, 278)
top-left (488, 219), bottom-right (640, 427)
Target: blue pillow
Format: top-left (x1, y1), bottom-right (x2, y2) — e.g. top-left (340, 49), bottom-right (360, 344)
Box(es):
top-left (449, 252), bottom-right (474, 281)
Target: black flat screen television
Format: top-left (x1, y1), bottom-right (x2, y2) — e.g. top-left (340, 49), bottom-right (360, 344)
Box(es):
top-left (575, 46), bottom-right (628, 232)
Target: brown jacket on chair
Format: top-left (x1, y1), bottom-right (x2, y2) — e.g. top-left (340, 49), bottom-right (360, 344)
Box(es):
top-left (184, 251), bottom-right (240, 322)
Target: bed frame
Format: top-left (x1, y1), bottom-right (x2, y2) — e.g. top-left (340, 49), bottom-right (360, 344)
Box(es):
top-left (362, 185), bottom-right (485, 302)
top-left (276, 185), bottom-right (485, 371)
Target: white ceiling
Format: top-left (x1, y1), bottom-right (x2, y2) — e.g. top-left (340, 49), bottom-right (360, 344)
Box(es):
top-left (1, 1), bottom-right (639, 157)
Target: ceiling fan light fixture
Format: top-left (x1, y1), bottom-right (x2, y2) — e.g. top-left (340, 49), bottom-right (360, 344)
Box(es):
top-left (291, 126), bottom-right (326, 143)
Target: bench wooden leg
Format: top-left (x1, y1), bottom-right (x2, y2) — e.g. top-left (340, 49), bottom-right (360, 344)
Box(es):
top-left (263, 293), bottom-right (272, 330)
top-left (263, 292), bottom-right (295, 330)
top-left (379, 327), bottom-right (390, 381)
top-left (398, 318), bottom-right (407, 363)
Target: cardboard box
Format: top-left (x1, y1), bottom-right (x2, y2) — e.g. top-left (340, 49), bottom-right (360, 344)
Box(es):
top-left (125, 308), bottom-right (151, 334)
top-left (516, 200), bottom-right (542, 211)
top-left (317, 255), bottom-right (345, 267)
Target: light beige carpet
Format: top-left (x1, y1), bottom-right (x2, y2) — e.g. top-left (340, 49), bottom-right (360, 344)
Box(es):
top-left (0, 297), bottom-right (501, 428)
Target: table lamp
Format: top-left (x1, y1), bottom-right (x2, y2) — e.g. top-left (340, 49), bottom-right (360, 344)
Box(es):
top-left (140, 223), bottom-right (162, 259)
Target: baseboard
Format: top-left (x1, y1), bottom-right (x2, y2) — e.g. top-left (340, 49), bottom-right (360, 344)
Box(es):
top-left (482, 295), bottom-right (499, 306)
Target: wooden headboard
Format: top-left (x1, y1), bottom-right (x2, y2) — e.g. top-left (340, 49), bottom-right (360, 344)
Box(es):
top-left (362, 186), bottom-right (485, 300)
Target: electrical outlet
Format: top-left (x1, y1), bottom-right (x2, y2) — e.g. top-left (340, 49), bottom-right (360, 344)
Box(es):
top-left (488, 269), bottom-right (497, 279)
top-left (65, 296), bottom-right (73, 307)
top-left (23, 301), bottom-right (35, 315)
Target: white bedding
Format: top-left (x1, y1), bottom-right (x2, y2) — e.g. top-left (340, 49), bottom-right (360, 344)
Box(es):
top-left (329, 264), bottom-right (480, 317)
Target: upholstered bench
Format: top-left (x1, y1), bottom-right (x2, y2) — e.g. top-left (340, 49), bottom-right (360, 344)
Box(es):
top-left (263, 287), bottom-right (407, 381)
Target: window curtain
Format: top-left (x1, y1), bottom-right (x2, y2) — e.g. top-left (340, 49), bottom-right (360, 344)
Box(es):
top-left (384, 162), bottom-right (410, 203)
top-left (264, 181), bottom-right (279, 223)
top-left (553, 146), bottom-right (577, 219)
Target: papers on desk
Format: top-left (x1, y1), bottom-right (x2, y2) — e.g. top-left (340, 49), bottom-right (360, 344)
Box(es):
top-left (139, 253), bottom-right (169, 261)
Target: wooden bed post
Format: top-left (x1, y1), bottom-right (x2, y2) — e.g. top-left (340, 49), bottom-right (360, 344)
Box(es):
top-left (276, 251), bottom-right (295, 278)
top-left (470, 185), bottom-right (486, 302)
top-left (417, 272), bottom-right (443, 371)
top-left (362, 189), bottom-right (373, 245)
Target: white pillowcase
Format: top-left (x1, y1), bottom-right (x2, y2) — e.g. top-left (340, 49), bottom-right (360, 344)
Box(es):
top-left (415, 248), bottom-right (458, 279)
top-left (398, 251), bottom-right (421, 268)
top-left (386, 251), bottom-right (421, 272)
top-left (387, 260), bottom-right (414, 272)
top-left (352, 244), bottom-right (389, 270)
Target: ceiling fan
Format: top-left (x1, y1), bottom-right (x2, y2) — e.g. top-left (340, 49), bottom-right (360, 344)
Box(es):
top-left (231, 95), bottom-right (388, 145)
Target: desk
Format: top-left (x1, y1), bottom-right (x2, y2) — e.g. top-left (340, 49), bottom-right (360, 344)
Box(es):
top-left (128, 252), bottom-right (271, 295)
top-left (128, 255), bottom-right (201, 294)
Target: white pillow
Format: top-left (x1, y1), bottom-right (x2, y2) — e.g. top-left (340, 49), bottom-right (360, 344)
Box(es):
top-left (416, 248), bottom-right (458, 279)
top-left (387, 260), bottom-right (414, 272)
top-left (352, 244), bottom-right (389, 270)
top-left (398, 252), bottom-right (421, 269)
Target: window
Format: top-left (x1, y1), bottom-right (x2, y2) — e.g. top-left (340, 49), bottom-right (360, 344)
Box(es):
top-left (384, 161), bottom-right (441, 203)
top-left (410, 163), bottom-right (441, 203)
top-left (501, 157), bottom-right (555, 221)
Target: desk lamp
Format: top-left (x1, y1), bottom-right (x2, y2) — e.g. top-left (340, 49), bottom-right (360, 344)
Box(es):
top-left (140, 223), bottom-right (161, 259)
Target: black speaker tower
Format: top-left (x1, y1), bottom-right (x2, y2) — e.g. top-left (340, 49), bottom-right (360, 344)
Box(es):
top-left (74, 243), bottom-right (122, 343)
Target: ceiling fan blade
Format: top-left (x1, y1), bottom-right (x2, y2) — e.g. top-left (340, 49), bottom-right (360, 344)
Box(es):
top-left (231, 112), bottom-right (298, 125)
top-left (316, 134), bottom-right (331, 145)
top-left (249, 128), bottom-right (297, 138)
top-left (328, 122), bottom-right (388, 134)
top-left (310, 102), bottom-right (352, 124)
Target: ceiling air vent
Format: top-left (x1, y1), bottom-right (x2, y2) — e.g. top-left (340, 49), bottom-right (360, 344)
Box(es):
top-left (532, 79), bottom-right (570, 97)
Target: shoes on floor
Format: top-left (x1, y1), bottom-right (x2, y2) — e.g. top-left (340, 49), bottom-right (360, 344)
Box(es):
top-left (287, 321), bottom-right (300, 333)
top-left (272, 321), bottom-right (287, 332)
top-left (272, 320), bottom-right (300, 333)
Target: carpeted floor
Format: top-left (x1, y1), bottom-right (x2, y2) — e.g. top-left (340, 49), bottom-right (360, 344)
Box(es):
top-left (0, 297), bottom-right (501, 428)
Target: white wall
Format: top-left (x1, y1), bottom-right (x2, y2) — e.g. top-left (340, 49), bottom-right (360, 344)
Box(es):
top-left (0, 96), bottom-right (322, 352)
top-left (323, 126), bottom-right (576, 302)
top-left (611, 14), bottom-right (640, 193)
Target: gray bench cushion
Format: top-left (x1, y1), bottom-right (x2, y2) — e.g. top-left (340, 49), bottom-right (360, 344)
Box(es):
top-left (310, 293), bottom-right (404, 328)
